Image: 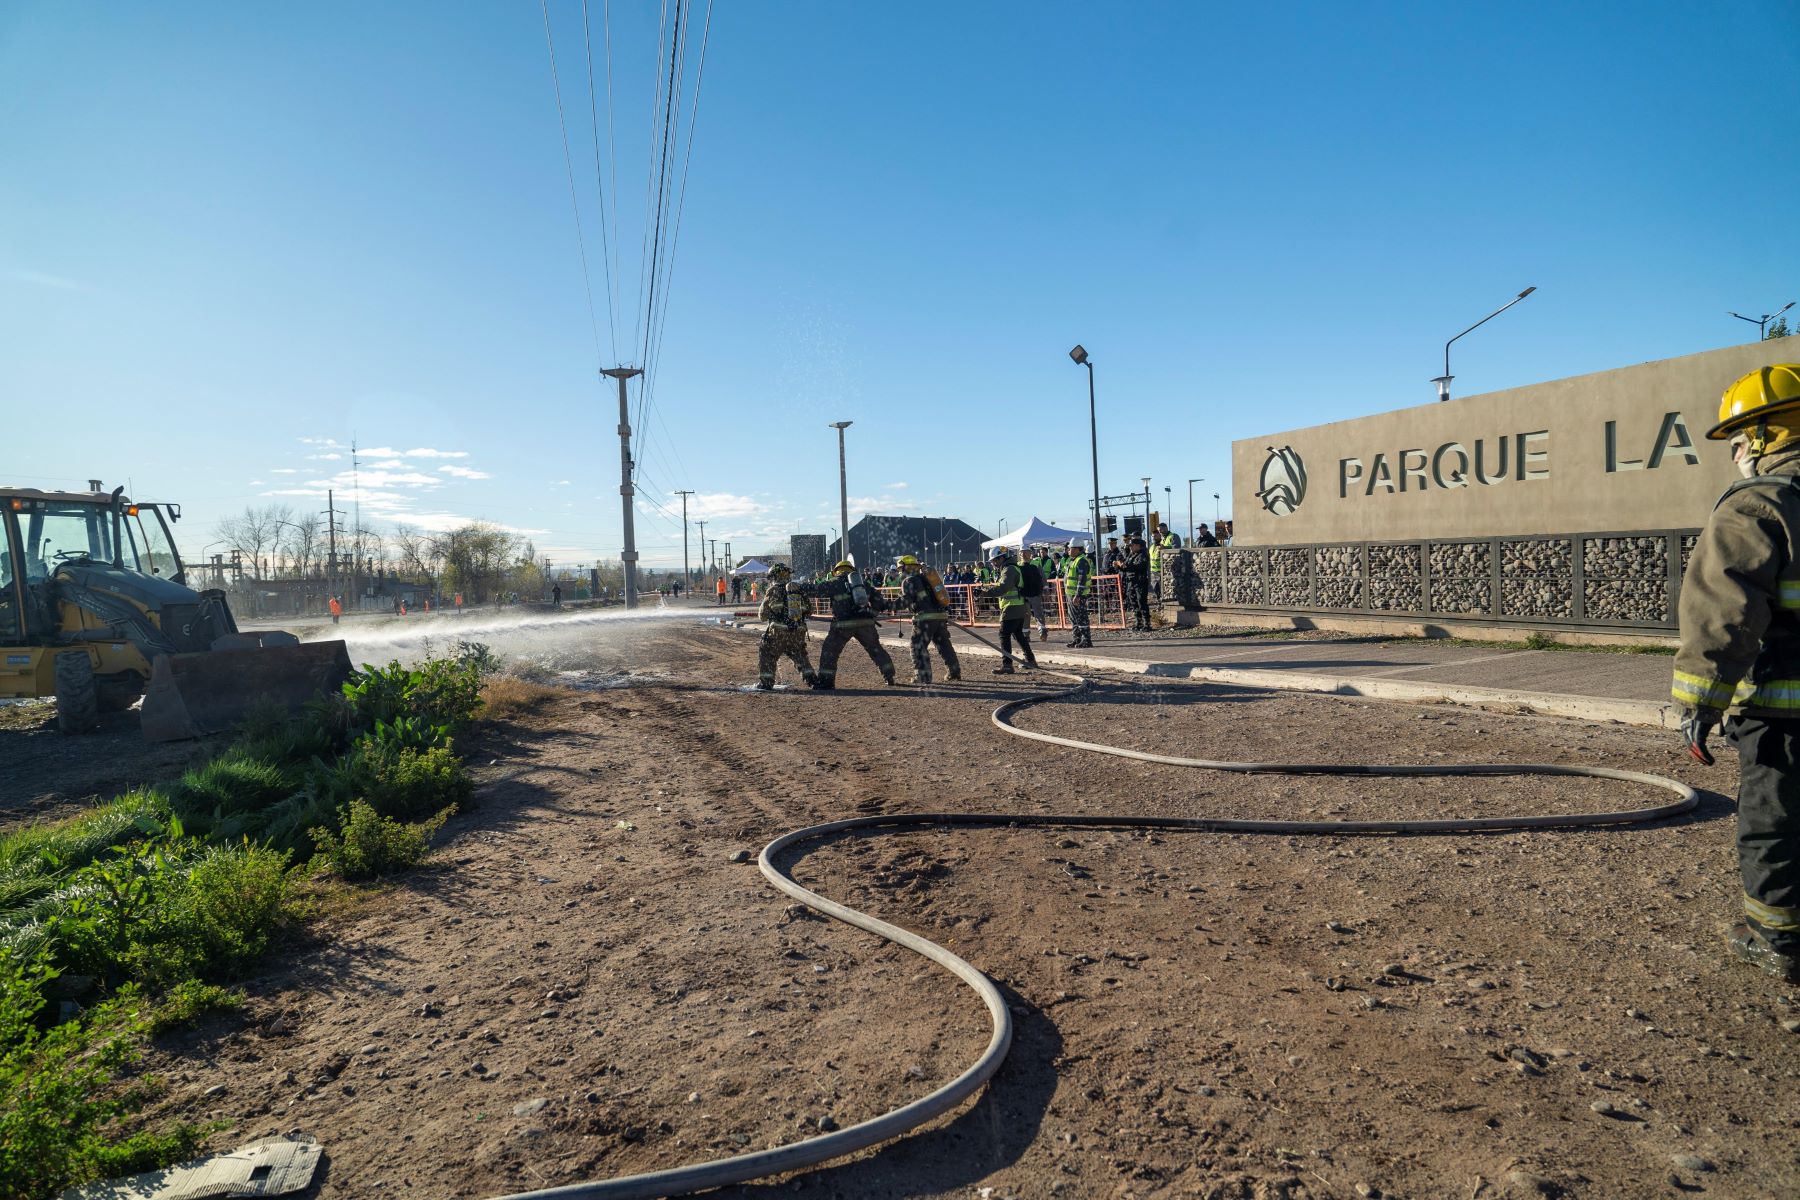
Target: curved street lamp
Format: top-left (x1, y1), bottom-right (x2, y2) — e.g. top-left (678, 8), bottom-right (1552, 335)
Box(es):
top-left (1730, 301), bottom-right (1796, 340)
top-left (1070, 345), bottom-right (1100, 547)
top-left (1435, 286), bottom-right (1536, 402)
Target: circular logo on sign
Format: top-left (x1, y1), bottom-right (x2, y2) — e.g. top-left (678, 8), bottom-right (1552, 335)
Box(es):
top-left (1257, 446), bottom-right (1307, 516)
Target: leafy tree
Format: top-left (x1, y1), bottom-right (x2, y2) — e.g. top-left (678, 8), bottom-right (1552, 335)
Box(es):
top-left (1767, 315), bottom-right (1792, 340)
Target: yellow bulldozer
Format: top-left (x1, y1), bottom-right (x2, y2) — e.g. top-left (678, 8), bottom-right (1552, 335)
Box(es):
top-left (1, 483), bottom-right (351, 740)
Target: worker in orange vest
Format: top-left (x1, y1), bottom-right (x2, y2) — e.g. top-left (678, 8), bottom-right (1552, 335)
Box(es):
top-left (328, 596), bottom-right (342, 625)
top-left (716, 575), bottom-right (727, 605)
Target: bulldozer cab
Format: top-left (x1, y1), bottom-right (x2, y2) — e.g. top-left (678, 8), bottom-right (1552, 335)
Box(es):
top-left (2, 488), bottom-right (185, 645)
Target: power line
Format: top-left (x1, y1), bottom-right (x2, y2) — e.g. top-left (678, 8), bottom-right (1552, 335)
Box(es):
top-left (578, 0), bottom-right (618, 359)
top-left (539, 0), bottom-right (606, 367)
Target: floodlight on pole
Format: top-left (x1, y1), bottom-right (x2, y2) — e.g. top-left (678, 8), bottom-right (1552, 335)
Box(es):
top-left (1436, 286), bottom-right (1536, 403)
top-left (1729, 301), bottom-right (1796, 340)
top-left (829, 422), bottom-right (854, 564)
top-left (1070, 345), bottom-right (1101, 551)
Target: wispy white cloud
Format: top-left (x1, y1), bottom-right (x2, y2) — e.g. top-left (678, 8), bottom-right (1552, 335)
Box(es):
top-left (686, 492), bottom-right (770, 519)
top-left (248, 480), bottom-right (265, 486)
top-left (438, 465), bottom-right (490, 480)
top-left (884, 481), bottom-right (909, 490)
top-left (402, 448), bottom-right (469, 459)
top-left (8, 269), bottom-right (91, 292)
top-left (307, 452), bottom-right (343, 461)
top-left (271, 468), bottom-right (299, 475)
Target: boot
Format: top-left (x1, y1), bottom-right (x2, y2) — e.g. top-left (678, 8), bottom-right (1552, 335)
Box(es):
top-left (947, 670), bottom-right (961, 681)
top-left (755, 681), bottom-right (773, 691)
top-left (802, 672), bottom-right (818, 687)
top-left (1728, 923), bottom-right (1800, 983)
top-left (911, 673), bottom-right (931, 685)
top-left (993, 662), bottom-right (1015, 675)
top-left (885, 675), bottom-right (901, 687)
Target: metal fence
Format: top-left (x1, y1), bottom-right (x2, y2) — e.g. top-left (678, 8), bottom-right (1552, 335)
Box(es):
top-left (1177, 530), bottom-right (1703, 632)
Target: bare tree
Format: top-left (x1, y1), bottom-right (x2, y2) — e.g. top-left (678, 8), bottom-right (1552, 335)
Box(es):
top-left (278, 514), bottom-right (322, 578)
top-left (213, 503), bottom-right (291, 579)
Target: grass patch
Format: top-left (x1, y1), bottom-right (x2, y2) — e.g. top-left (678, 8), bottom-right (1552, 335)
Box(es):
top-left (0, 701), bottom-right (55, 733)
top-left (480, 676), bottom-right (563, 721)
top-left (146, 980), bottom-right (244, 1036)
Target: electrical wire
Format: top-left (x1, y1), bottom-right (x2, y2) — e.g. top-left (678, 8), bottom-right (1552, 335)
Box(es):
top-left (491, 656), bottom-right (1700, 1200)
top-left (539, 0), bottom-right (606, 369)
top-left (579, 0), bottom-right (618, 359)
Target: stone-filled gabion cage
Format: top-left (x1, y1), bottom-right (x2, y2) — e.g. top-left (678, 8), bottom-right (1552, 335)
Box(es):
top-left (1163, 529), bottom-right (1701, 632)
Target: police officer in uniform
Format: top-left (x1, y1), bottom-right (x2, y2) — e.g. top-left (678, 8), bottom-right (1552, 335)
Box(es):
top-left (895, 555), bottom-right (961, 683)
top-left (1676, 364), bottom-right (1800, 983)
top-left (755, 563), bottom-right (816, 690)
top-left (1123, 536), bottom-right (1152, 631)
top-left (799, 561), bottom-right (898, 689)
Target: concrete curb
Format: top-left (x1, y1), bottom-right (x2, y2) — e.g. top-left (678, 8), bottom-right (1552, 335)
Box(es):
top-left (749, 622), bottom-right (1677, 731)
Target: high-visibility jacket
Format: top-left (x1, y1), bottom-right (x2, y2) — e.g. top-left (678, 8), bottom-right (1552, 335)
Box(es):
top-left (983, 564), bottom-right (1026, 614)
top-left (1063, 552), bottom-right (1092, 597)
top-left (1674, 446), bottom-right (1800, 716)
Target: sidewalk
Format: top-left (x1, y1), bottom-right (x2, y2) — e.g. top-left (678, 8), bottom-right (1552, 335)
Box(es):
top-left (838, 623), bottom-right (1682, 730)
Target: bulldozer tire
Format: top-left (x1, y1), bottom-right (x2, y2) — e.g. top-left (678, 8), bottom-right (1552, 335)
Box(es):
top-left (55, 651), bottom-right (100, 734)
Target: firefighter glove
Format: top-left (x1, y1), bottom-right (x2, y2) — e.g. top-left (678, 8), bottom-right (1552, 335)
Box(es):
top-left (1680, 707), bottom-right (1722, 767)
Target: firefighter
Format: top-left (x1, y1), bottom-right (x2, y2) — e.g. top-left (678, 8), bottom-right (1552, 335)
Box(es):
top-left (755, 563), bottom-right (816, 690)
top-left (1064, 541), bottom-right (1094, 647)
top-left (1675, 363), bottom-right (1800, 984)
top-left (982, 550), bottom-right (1037, 673)
top-left (896, 554), bottom-right (961, 683)
top-left (798, 561), bottom-right (898, 689)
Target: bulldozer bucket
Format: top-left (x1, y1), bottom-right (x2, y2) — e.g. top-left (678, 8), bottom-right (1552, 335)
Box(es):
top-left (140, 640), bottom-right (353, 742)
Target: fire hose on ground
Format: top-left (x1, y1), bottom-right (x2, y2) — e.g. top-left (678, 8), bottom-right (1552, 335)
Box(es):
top-left (496, 628), bottom-right (1699, 1200)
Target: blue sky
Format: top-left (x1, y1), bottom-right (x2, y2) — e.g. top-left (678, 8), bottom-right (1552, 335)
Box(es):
top-left (5, 2), bottom-right (1798, 567)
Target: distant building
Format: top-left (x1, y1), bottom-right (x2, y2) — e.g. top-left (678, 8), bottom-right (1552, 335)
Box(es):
top-left (827, 515), bottom-right (987, 570)
top-left (790, 534), bottom-right (828, 577)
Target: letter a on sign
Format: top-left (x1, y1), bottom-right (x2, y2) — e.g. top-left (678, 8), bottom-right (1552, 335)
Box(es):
top-left (1647, 412), bottom-right (1700, 469)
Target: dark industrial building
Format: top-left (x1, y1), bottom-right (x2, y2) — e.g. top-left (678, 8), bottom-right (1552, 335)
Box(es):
top-left (825, 515), bottom-right (989, 571)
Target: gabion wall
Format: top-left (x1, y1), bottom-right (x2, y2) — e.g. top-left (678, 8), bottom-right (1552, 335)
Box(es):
top-left (1167, 528), bottom-right (1699, 631)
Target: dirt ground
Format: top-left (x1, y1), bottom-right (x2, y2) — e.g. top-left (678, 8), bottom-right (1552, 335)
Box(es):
top-left (59, 619), bottom-right (1800, 1197)
top-left (0, 701), bottom-right (224, 829)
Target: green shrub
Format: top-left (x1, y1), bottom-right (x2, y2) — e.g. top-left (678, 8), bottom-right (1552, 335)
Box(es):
top-left (358, 743), bottom-right (470, 821)
top-left (340, 644), bottom-right (492, 739)
top-left (172, 753), bottom-right (294, 819)
top-left (172, 844), bottom-right (289, 976)
top-left (311, 801), bottom-right (451, 880)
top-left (146, 980), bottom-right (244, 1036)
top-left (0, 789), bottom-right (170, 880)
top-left (0, 949), bottom-right (207, 1199)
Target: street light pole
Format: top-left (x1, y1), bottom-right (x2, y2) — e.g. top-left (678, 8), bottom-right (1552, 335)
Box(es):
top-left (1213, 492), bottom-right (1221, 523)
top-left (1730, 301), bottom-right (1796, 340)
top-left (829, 421), bottom-right (854, 565)
top-left (1435, 287), bottom-right (1535, 402)
top-left (1070, 346), bottom-right (1100, 549)
top-left (673, 489), bottom-right (694, 593)
top-left (1141, 477), bottom-right (1152, 535)
top-left (601, 366), bottom-right (645, 607)
top-left (1187, 478), bottom-right (1203, 544)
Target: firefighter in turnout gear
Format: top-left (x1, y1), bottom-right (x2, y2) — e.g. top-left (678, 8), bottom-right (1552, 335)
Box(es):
top-left (1675, 363), bottom-right (1800, 984)
top-left (798, 561), bottom-right (898, 689)
top-left (897, 555), bottom-right (961, 683)
top-left (982, 550), bottom-right (1038, 673)
top-left (755, 563), bottom-right (816, 690)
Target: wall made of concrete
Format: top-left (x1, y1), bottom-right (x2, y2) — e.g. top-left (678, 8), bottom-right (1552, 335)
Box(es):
top-left (1233, 335), bottom-right (1800, 546)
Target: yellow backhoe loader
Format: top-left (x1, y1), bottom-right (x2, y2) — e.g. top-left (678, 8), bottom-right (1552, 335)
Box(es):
top-left (0, 483), bottom-right (351, 740)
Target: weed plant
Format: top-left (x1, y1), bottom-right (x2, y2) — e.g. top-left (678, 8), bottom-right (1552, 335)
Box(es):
top-left (310, 800), bottom-right (451, 880)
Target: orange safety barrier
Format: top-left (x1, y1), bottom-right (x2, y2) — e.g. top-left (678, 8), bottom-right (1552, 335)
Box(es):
top-left (804, 576), bottom-right (1129, 630)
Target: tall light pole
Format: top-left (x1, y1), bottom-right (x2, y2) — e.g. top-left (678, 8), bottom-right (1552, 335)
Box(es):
top-left (829, 421), bottom-right (853, 565)
top-left (1730, 301), bottom-right (1796, 340)
top-left (1186, 478), bottom-right (1203, 544)
top-left (601, 366), bottom-right (645, 606)
top-left (1070, 345), bottom-right (1100, 548)
top-left (709, 539), bottom-right (718, 575)
top-left (673, 489), bottom-right (694, 592)
top-left (1213, 492), bottom-right (1221, 523)
top-left (724, 541), bottom-right (732, 573)
top-left (1141, 476), bottom-right (1152, 534)
top-left (1434, 287), bottom-right (1535, 402)
top-left (695, 520), bottom-right (708, 577)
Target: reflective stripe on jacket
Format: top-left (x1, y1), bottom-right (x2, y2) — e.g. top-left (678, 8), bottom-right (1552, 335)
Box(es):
top-left (984, 564), bottom-right (1026, 613)
top-left (1673, 447), bottom-right (1800, 715)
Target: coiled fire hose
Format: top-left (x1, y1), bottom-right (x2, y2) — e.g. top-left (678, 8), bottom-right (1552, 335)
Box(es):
top-left (497, 635), bottom-right (1699, 1200)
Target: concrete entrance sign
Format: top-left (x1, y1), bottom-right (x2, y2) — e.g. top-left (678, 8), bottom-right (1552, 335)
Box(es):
top-left (1232, 335), bottom-right (1799, 547)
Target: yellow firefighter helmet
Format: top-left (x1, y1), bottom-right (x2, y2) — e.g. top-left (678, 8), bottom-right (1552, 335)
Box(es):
top-left (1708, 365), bottom-right (1800, 453)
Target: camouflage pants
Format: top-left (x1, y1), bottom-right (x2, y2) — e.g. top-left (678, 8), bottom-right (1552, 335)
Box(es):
top-left (817, 624), bottom-right (895, 686)
top-left (758, 627), bottom-right (816, 687)
top-left (1068, 592), bottom-right (1092, 645)
top-left (910, 618), bottom-right (961, 682)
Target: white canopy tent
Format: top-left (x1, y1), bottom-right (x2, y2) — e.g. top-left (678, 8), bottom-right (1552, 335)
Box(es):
top-left (978, 516), bottom-right (1092, 552)
top-left (730, 559), bottom-right (773, 576)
